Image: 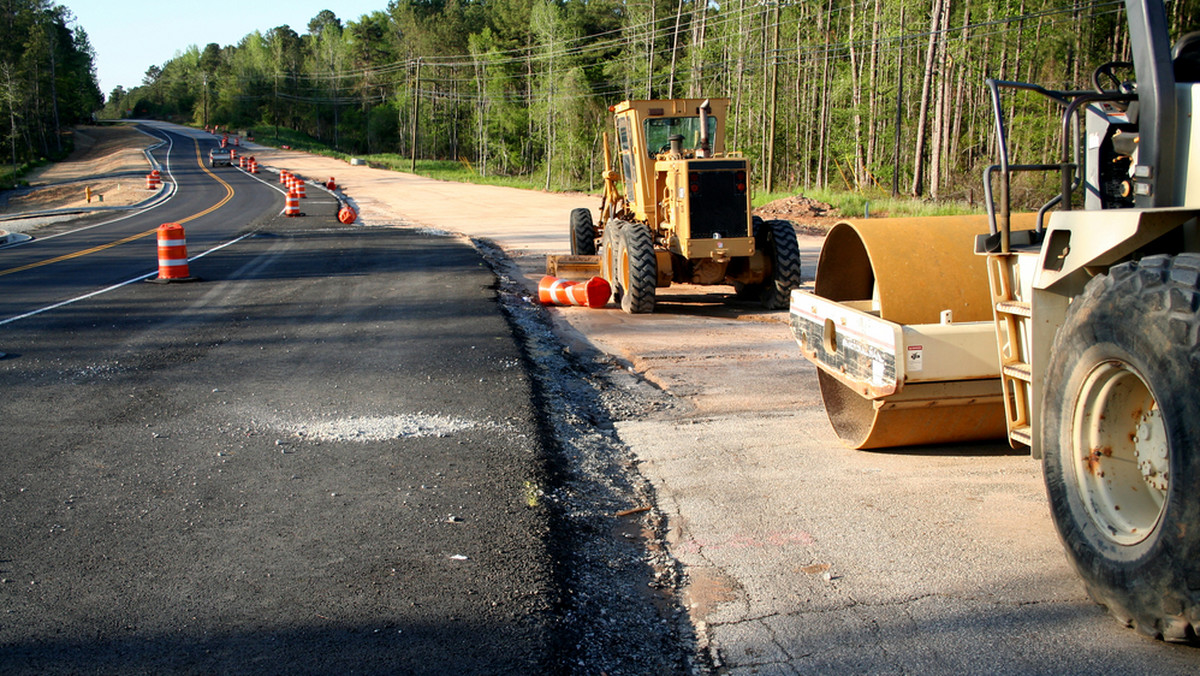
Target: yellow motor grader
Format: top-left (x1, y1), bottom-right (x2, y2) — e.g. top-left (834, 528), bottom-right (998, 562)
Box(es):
top-left (557, 98), bottom-right (802, 313)
top-left (790, 0), bottom-right (1200, 640)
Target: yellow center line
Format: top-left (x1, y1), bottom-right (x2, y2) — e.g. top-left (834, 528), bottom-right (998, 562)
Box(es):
top-left (0, 138), bottom-right (237, 279)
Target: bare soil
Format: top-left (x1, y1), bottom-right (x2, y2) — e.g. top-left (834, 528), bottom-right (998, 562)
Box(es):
top-left (753, 194), bottom-right (840, 235)
top-left (0, 125), bottom-right (153, 214)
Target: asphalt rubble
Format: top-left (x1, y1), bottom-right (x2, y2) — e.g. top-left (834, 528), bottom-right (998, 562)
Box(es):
top-left (476, 237), bottom-right (705, 674)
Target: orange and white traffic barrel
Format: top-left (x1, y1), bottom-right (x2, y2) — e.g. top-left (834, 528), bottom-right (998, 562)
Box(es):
top-left (337, 206), bottom-right (356, 224)
top-left (280, 170), bottom-right (291, 185)
top-left (538, 275), bottom-right (612, 309)
top-left (146, 171), bottom-right (161, 190)
top-left (283, 189), bottom-right (300, 217)
top-left (294, 180), bottom-right (306, 198)
top-left (249, 160), bottom-right (259, 174)
top-left (155, 223), bottom-right (194, 281)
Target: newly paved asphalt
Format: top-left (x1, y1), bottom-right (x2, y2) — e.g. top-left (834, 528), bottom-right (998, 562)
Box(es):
top-left (0, 132), bottom-right (574, 673)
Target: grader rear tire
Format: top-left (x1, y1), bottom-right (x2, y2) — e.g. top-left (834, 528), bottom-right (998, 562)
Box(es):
top-left (618, 222), bottom-right (656, 314)
top-left (600, 219), bottom-right (625, 305)
top-left (1043, 254), bottom-right (1200, 642)
top-left (570, 208), bottom-right (596, 256)
top-left (757, 219), bottom-right (803, 309)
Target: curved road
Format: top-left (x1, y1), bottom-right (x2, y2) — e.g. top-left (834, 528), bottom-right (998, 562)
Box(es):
top-left (0, 123), bottom-right (290, 325)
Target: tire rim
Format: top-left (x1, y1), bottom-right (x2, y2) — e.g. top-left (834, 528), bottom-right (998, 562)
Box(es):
top-left (1071, 359), bottom-right (1168, 545)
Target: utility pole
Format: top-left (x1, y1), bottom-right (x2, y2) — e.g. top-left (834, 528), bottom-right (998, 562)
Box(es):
top-left (410, 58), bottom-right (421, 172)
top-left (203, 73), bottom-right (209, 129)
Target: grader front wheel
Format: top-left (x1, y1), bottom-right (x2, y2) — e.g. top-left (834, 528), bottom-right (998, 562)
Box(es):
top-left (1043, 254), bottom-right (1200, 641)
top-left (618, 222), bottom-right (656, 314)
top-left (600, 219), bottom-right (625, 305)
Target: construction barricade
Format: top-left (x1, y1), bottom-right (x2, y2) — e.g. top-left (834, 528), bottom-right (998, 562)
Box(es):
top-left (537, 275), bottom-right (611, 309)
top-left (151, 223), bottom-right (197, 282)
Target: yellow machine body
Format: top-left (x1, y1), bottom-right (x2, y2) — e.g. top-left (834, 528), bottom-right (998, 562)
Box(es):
top-left (607, 98), bottom-right (756, 263)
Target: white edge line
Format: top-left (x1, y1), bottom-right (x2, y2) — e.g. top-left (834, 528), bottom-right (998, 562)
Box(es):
top-left (0, 232), bottom-right (255, 328)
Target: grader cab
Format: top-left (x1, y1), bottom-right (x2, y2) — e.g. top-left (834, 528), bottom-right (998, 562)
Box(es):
top-left (562, 98), bottom-right (802, 313)
top-left (790, 0), bottom-right (1200, 641)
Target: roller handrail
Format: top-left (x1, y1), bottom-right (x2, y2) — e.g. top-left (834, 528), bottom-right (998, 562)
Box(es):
top-left (983, 78), bottom-right (1134, 252)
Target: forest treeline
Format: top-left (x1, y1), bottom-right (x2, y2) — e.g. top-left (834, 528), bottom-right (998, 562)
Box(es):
top-left (0, 0), bottom-right (102, 175)
top-left (99, 0), bottom-right (1200, 202)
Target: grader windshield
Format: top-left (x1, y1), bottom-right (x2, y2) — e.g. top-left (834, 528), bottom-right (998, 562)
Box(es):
top-left (644, 115), bottom-right (716, 156)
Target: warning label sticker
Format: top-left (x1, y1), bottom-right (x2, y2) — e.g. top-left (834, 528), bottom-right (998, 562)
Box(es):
top-left (907, 345), bottom-right (923, 372)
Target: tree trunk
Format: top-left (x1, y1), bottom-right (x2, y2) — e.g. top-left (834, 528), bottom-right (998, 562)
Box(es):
top-left (849, 0), bottom-right (866, 189)
top-left (910, 0), bottom-right (943, 197)
top-left (667, 0), bottom-right (686, 98)
top-left (866, 0), bottom-right (882, 177)
top-left (929, 0), bottom-right (951, 199)
top-left (688, 0), bottom-right (707, 97)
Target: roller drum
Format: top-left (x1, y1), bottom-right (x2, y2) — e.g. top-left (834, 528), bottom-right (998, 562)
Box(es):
top-left (814, 214), bottom-right (1035, 449)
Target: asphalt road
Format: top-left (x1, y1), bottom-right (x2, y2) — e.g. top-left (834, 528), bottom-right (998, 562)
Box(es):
top-left (0, 135), bottom-right (690, 673)
top-left (0, 124), bottom-right (287, 322)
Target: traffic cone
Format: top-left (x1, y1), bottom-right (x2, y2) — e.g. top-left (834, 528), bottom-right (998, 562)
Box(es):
top-left (538, 275), bottom-right (611, 309)
top-left (326, 177), bottom-right (337, 190)
top-left (283, 189), bottom-right (300, 217)
top-left (338, 206), bottom-right (356, 224)
top-left (152, 223), bottom-right (197, 282)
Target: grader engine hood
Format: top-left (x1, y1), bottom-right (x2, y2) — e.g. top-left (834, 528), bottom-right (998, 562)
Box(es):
top-left (660, 158), bottom-right (754, 259)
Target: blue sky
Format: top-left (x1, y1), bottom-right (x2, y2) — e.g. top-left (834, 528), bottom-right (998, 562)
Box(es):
top-left (65, 0), bottom-right (385, 97)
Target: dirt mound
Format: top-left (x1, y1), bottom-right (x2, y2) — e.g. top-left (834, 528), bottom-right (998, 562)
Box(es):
top-left (0, 125), bottom-right (154, 215)
top-left (753, 194), bottom-right (839, 235)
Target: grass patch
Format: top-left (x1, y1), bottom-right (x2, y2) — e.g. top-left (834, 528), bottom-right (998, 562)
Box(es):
top-left (356, 155), bottom-right (544, 190)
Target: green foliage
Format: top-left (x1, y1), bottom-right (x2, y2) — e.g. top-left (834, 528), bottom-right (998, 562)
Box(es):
top-left (0, 1), bottom-right (101, 171)
top-left (101, 0), bottom-right (1200, 208)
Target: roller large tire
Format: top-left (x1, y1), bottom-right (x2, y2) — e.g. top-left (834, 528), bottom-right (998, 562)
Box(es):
top-left (570, 208), bottom-right (596, 256)
top-left (617, 222), bottom-right (656, 314)
top-left (1042, 254), bottom-right (1200, 641)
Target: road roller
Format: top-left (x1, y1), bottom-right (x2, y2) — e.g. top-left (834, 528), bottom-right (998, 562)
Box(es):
top-left (791, 0), bottom-right (1200, 641)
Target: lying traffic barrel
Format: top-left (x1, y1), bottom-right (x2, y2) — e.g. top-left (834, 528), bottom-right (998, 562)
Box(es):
top-left (808, 213), bottom-right (1036, 449)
